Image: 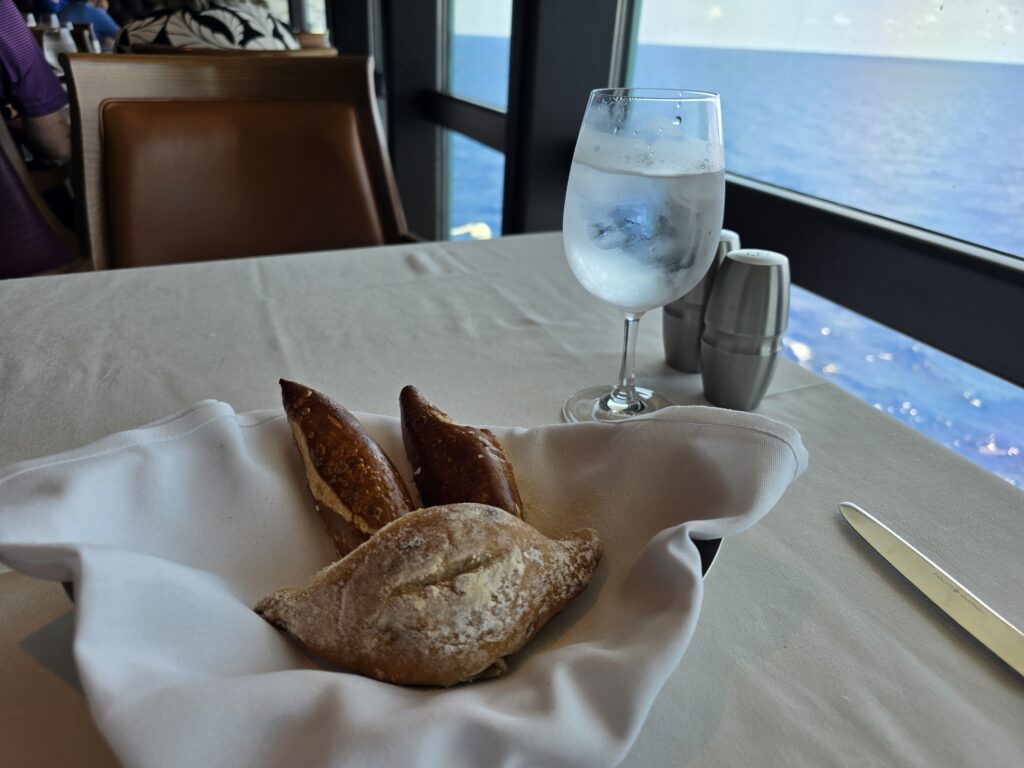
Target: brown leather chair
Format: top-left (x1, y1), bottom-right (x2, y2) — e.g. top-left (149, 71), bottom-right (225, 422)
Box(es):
top-left (295, 32), bottom-right (330, 50)
top-left (61, 54), bottom-right (410, 269)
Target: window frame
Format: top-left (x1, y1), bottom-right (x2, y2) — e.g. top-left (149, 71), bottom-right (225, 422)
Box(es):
top-left (287, 0), bottom-right (306, 32)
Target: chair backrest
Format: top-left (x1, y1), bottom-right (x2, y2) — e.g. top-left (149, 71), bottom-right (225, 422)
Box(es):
top-left (129, 43), bottom-right (338, 57)
top-left (71, 24), bottom-right (102, 53)
top-left (62, 54), bottom-right (408, 269)
top-left (0, 122), bottom-right (77, 278)
top-left (295, 32), bottom-right (329, 50)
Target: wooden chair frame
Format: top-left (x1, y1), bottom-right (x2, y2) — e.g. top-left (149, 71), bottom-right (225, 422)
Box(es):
top-left (61, 54), bottom-right (409, 270)
top-left (129, 43), bottom-right (339, 57)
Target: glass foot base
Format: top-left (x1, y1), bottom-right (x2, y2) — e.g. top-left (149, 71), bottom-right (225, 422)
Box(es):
top-left (562, 385), bottom-right (674, 423)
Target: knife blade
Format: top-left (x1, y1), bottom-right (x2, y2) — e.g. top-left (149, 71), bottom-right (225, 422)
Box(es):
top-left (839, 501), bottom-right (1024, 677)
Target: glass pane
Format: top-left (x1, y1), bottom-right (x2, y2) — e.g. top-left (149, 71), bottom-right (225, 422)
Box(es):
top-left (304, 0), bottom-right (327, 34)
top-left (629, 1), bottom-right (1024, 258)
top-left (784, 286), bottom-right (1024, 487)
top-left (447, 0), bottom-right (513, 109)
top-left (447, 130), bottom-right (505, 241)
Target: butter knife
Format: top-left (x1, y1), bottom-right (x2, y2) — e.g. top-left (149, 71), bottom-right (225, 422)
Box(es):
top-left (839, 501), bottom-right (1024, 677)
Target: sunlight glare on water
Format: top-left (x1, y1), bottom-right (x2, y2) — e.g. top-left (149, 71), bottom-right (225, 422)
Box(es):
top-left (784, 287), bottom-right (1024, 488)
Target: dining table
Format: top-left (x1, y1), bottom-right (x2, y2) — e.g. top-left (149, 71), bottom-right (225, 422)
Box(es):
top-left (1, 232), bottom-right (1021, 766)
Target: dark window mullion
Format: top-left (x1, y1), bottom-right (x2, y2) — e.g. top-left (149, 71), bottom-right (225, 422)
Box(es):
top-left (608, 0), bottom-right (640, 87)
top-left (325, 0), bottom-right (371, 54)
top-left (381, 0), bottom-right (443, 240)
top-left (288, 0), bottom-right (306, 32)
top-left (503, 0), bottom-right (621, 234)
top-left (420, 92), bottom-right (506, 153)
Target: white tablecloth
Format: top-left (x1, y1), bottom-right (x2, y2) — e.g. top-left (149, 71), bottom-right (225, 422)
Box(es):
top-left (1, 233), bottom-right (1021, 766)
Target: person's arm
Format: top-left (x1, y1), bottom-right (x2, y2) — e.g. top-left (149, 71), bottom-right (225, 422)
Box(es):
top-left (89, 3), bottom-right (121, 42)
top-left (2, 0), bottom-right (72, 164)
top-left (21, 103), bottom-right (71, 166)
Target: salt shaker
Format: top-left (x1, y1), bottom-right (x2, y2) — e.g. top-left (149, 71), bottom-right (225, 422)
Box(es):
top-left (663, 229), bottom-right (741, 372)
top-left (700, 249), bottom-right (790, 411)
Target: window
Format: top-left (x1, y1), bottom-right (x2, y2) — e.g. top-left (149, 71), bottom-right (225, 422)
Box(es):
top-left (443, 0), bottom-right (512, 239)
top-left (376, 0), bottom-right (1022, 384)
top-left (447, 130), bottom-right (505, 240)
top-left (446, 0), bottom-right (512, 110)
top-left (305, 0), bottom-right (327, 34)
top-left (622, 1), bottom-right (1023, 483)
top-left (627, 1), bottom-right (1024, 258)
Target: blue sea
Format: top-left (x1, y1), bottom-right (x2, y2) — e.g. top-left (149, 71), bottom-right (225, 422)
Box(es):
top-left (447, 36), bottom-right (1024, 487)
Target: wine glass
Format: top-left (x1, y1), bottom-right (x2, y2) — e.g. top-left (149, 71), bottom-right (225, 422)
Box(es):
top-left (561, 88), bottom-right (725, 423)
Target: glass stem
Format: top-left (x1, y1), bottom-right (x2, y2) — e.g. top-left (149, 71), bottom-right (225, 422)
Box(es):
top-left (607, 312), bottom-right (645, 413)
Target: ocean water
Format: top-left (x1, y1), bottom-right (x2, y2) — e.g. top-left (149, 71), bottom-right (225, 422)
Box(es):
top-left (446, 35), bottom-right (1024, 487)
top-left (631, 45), bottom-right (1024, 257)
top-left (785, 287), bottom-right (1024, 487)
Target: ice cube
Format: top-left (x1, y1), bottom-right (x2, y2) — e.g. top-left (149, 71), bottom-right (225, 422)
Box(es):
top-left (586, 218), bottom-right (628, 250)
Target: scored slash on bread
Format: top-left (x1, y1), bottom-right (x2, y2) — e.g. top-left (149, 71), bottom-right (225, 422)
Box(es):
top-left (280, 379), bottom-right (414, 557)
top-left (400, 385), bottom-right (524, 518)
top-left (255, 503), bottom-right (603, 687)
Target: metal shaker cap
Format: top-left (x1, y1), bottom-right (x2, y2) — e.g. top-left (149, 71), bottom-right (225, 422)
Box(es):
top-left (665, 229), bottom-right (742, 314)
top-left (717, 229), bottom-right (741, 261)
top-left (703, 249), bottom-right (790, 339)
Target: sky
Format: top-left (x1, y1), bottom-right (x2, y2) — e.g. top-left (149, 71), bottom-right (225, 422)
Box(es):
top-left (453, 0), bottom-right (1023, 64)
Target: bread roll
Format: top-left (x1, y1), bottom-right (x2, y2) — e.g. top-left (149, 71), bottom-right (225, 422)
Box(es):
top-left (400, 385), bottom-right (524, 518)
top-left (255, 503), bottom-right (602, 687)
top-left (280, 379), bottom-right (414, 556)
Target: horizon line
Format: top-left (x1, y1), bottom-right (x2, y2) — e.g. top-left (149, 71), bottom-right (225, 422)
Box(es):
top-left (451, 32), bottom-right (1024, 66)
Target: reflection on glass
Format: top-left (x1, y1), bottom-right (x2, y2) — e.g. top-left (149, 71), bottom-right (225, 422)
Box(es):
top-left (447, 130), bottom-right (504, 240)
top-left (447, 0), bottom-right (513, 109)
top-left (629, 2), bottom-right (1024, 258)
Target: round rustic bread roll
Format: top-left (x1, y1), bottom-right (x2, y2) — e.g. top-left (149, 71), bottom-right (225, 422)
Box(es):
top-left (255, 503), bottom-right (602, 686)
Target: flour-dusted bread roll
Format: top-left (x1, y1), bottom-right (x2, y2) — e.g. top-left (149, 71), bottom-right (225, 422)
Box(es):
top-left (400, 385), bottom-right (524, 518)
top-left (280, 379), bottom-right (414, 556)
top-left (255, 503), bottom-right (602, 686)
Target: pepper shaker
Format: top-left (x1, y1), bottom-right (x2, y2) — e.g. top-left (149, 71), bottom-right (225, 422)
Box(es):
top-left (663, 229), bottom-right (741, 372)
top-left (700, 249), bottom-right (790, 411)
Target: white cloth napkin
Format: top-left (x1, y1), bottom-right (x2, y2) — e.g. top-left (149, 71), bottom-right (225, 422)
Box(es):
top-left (0, 400), bottom-right (807, 768)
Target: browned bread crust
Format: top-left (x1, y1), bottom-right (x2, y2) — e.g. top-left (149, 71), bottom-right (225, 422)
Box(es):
top-left (280, 379), bottom-right (414, 556)
top-left (255, 503), bottom-right (602, 687)
top-left (399, 385), bottom-right (524, 518)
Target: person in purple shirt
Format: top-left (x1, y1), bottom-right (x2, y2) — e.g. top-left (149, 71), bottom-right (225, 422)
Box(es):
top-left (2, 0), bottom-right (74, 277)
top-left (1, 0), bottom-right (70, 164)
top-left (59, 0), bottom-right (119, 47)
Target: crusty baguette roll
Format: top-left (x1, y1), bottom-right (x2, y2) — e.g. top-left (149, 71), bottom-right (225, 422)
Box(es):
top-left (255, 503), bottom-right (602, 687)
top-left (280, 379), bottom-right (414, 556)
top-left (400, 385), bottom-right (524, 518)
